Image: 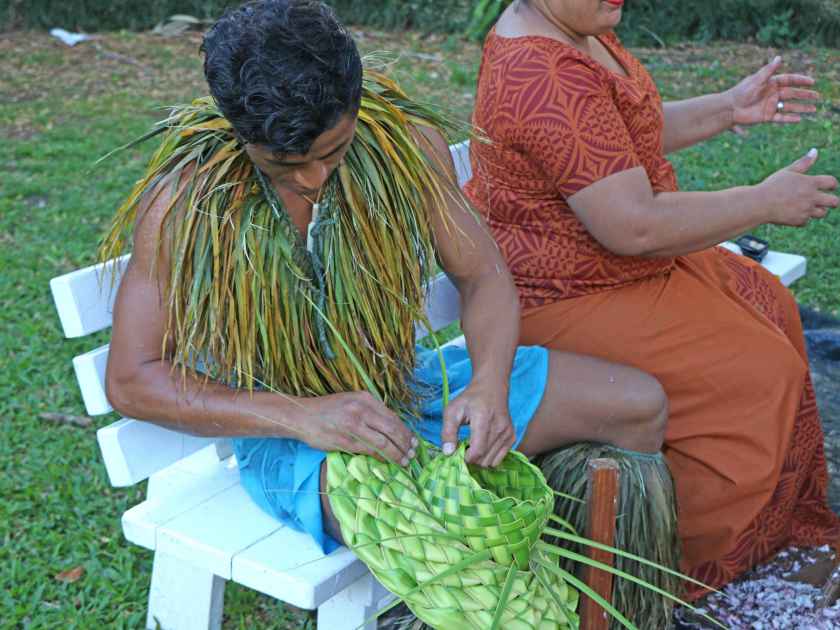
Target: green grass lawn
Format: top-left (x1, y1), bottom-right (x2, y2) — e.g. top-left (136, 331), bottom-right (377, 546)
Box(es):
top-left (1, 28), bottom-right (839, 629)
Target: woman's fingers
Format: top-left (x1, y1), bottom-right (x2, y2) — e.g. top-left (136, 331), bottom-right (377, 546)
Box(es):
top-left (772, 73), bottom-right (817, 88)
top-left (788, 148), bottom-right (820, 173)
top-left (772, 99), bottom-right (817, 125)
top-left (757, 56), bottom-right (783, 82)
top-left (772, 113), bottom-right (802, 124)
top-left (775, 101), bottom-right (817, 115)
top-left (472, 413), bottom-right (515, 468)
top-left (814, 175), bottom-right (839, 191)
top-left (779, 87), bottom-right (820, 102)
top-left (493, 438), bottom-right (515, 467)
top-left (814, 192), bottom-right (839, 209)
top-left (340, 392), bottom-right (417, 464)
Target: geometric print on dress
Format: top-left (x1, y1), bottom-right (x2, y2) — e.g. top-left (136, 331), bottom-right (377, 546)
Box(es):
top-left (465, 30), bottom-right (678, 306)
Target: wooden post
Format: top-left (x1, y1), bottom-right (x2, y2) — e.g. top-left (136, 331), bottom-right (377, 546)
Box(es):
top-left (580, 458), bottom-right (620, 630)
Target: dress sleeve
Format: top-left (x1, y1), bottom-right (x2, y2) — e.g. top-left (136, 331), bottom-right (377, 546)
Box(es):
top-left (508, 51), bottom-right (643, 198)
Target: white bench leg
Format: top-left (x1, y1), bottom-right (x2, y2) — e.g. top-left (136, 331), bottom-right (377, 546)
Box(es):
top-left (146, 550), bottom-right (226, 630)
top-left (317, 572), bottom-right (391, 630)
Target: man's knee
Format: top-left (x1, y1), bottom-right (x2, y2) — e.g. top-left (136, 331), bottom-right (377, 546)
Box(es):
top-left (621, 374), bottom-right (668, 453)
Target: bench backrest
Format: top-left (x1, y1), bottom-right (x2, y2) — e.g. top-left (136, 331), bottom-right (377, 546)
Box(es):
top-left (50, 141), bottom-right (474, 488)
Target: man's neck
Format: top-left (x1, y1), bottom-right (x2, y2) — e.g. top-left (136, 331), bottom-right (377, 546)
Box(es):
top-left (274, 182), bottom-right (315, 239)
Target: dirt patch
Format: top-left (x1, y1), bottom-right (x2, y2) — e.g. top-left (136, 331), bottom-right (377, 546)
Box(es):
top-left (0, 31), bottom-right (207, 105)
top-left (0, 28), bottom-right (483, 127)
top-left (0, 121), bottom-right (39, 140)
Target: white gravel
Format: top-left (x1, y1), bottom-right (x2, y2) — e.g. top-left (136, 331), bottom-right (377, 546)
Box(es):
top-left (674, 547), bottom-right (840, 629)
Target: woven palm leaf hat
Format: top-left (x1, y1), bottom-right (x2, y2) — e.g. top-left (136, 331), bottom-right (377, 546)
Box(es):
top-left (329, 439), bottom-right (684, 630)
top-left (328, 440), bottom-right (580, 629)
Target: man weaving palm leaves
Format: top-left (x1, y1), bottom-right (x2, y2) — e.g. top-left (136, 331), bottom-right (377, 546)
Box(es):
top-left (102, 1), bottom-right (678, 626)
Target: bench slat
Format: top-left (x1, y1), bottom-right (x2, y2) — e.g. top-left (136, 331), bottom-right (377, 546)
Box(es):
top-left (418, 272), bottom-right (461, 337)
top-left (718, 242), bottom-right (806, 287)
top-left (156, 483), bottom-right (285, 579)
top-left (97, 417), bottom-right (219, 487)
top-left (232, 528), bottom-right (367, 609)
top-left (50, 255), bottom-right (129, 338)
top-left (125, 448), bottom-right (367, 609)
top-left (123, 448), bottom-right (241, 550)
top-left (73, 344), bottom-right (112, 415)
top-left (450, 140), bottom-right (472, 188)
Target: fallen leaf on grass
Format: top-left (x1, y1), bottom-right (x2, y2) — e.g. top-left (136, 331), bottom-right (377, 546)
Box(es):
top-left (39, 412), bottom-right (92, 428)
top-left (54, 566), bottom-right (84, 583)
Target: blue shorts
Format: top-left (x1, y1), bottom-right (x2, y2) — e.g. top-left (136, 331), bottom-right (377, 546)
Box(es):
top-left (233, 344), bottom-right (549, 553)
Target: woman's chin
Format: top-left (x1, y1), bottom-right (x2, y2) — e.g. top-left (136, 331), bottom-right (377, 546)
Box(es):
top-left (599, 1), bottom-right (624, 26)
top-left (601, 14), bottom-right (622, 31)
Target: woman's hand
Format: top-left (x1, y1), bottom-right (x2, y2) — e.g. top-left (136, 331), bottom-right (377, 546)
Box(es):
top-left (726, 56), bottom-right (819, 133)
top-left (759, 149), bottom-right (839, 226)
top-left (440, 384), bottom-right (515, 468)
top-left (295, 392), bottom-right (418, 465)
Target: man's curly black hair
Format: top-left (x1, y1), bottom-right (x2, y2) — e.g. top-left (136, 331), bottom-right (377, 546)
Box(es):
top-left (201, 0), bottom-right (363, 156)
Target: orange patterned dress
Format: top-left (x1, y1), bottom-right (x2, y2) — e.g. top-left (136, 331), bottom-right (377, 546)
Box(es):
top-left (465, 29), bottom-right (840, 597)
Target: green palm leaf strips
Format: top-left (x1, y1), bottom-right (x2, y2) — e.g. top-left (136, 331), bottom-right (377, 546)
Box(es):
top-left (102, 70), bottom-right (464, 417)
top-left (328, 442), bottom-right (579, 629)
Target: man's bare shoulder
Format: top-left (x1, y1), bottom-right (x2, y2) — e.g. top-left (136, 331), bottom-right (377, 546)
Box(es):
top-left (410, 124), bottom-right (452, 165)
top-left (130, 162), bottom-right (198, 270)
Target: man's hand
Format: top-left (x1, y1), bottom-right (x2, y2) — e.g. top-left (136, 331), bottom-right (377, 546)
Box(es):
top-left (296, 392), bottom-right (418, 466)
top-left (409, 125), bottom-right (521, 469)
top-left (440, 384), bottom-right (514, 468)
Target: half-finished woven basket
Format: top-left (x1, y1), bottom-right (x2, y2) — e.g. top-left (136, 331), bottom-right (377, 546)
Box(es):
top-left (327, 441), bottom-right (579, 629)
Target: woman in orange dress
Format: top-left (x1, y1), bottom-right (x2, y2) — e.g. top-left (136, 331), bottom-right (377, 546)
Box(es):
top-left (465, 0), bottom-right (840, 596)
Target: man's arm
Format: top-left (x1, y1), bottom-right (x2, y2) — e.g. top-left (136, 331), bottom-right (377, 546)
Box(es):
top-left (105, 178), bottom-right (415, 464)
top-left (413, 127), bottom-right (520, 467)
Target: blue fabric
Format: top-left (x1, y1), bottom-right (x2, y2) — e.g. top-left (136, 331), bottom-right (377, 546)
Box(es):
top-left (233, 344), bottom-right (549, 554)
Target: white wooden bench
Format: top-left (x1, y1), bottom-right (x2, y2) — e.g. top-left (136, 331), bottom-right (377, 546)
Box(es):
top-left (49, 141), bottom-right (807, 630)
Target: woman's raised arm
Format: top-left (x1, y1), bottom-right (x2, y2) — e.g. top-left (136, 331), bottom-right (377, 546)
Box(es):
top-left (662, 56), bottom-right (819, 154)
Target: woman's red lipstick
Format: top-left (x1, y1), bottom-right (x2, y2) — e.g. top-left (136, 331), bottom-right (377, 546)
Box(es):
top-left (604, 0), bottom-right (624, 7)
